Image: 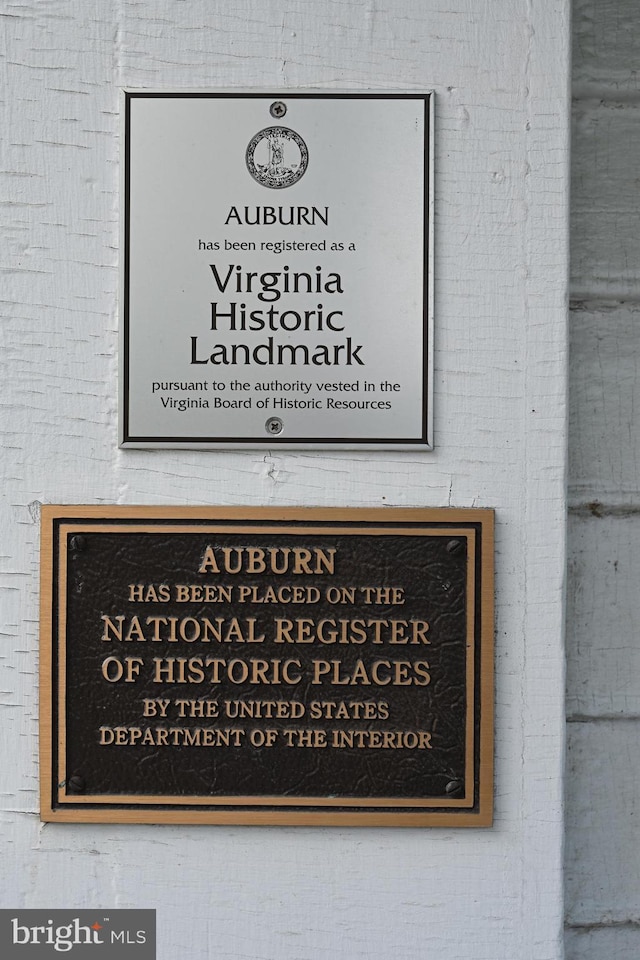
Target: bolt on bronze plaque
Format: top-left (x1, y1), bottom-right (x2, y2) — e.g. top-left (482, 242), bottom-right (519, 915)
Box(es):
top-left (40, 506), bottom-right (494, 826)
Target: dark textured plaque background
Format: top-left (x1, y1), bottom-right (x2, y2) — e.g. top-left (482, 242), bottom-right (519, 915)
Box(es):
top-left (49, 516), bottom-right (487, 815)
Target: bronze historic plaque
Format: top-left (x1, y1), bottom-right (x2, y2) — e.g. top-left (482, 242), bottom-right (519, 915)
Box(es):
top-left (40, 507), bottom-right (493, 825)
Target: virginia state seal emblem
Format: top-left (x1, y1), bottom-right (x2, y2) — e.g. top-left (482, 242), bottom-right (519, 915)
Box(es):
top-left (245, 126), bottom-right (309, 189)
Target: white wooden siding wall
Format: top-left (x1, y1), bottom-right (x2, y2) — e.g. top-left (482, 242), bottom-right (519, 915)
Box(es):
top-left (0, 3), bottom-right (569, 958)
top-left (566, 2), bottom-right (640, 958)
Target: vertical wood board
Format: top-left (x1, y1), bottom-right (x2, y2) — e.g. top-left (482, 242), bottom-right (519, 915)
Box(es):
top-left (0, 1), bottom-right (570, 958)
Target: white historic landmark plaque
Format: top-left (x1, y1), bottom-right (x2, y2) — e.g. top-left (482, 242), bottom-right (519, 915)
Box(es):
top-left (121, 92), bottom-right (433, 449)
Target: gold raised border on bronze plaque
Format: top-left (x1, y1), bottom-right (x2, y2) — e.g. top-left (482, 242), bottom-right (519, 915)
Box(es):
top-left (40, 506), bottom-right (494, 826)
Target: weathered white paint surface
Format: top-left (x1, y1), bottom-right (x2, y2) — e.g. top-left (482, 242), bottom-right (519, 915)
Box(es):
top-left (566, 0), bottom-right (640, 955)
top-left (0, 2), bottom-right (569, 958)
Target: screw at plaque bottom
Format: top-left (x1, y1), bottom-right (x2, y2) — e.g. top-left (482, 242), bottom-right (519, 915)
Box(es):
top-left (265, 417), bottom-right (284, 436)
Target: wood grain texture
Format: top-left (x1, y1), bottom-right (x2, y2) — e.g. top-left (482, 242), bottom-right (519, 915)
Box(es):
top-left (566, 925), bottom-right (640, 960)
top-left (565, 720), bottom-right (640, 924)
top-left (571, 102), bottom-right (640, 297)
top-left (0, 1), bottom-right (570, 958)
top-left (566, 1), bottom-right (640, 955)
top-left (573, 0), bottom-right (640, 95)
top-left (566, 514), bottom-right (640, 716)
top-left (569, 302), bottom-right (640, 506)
